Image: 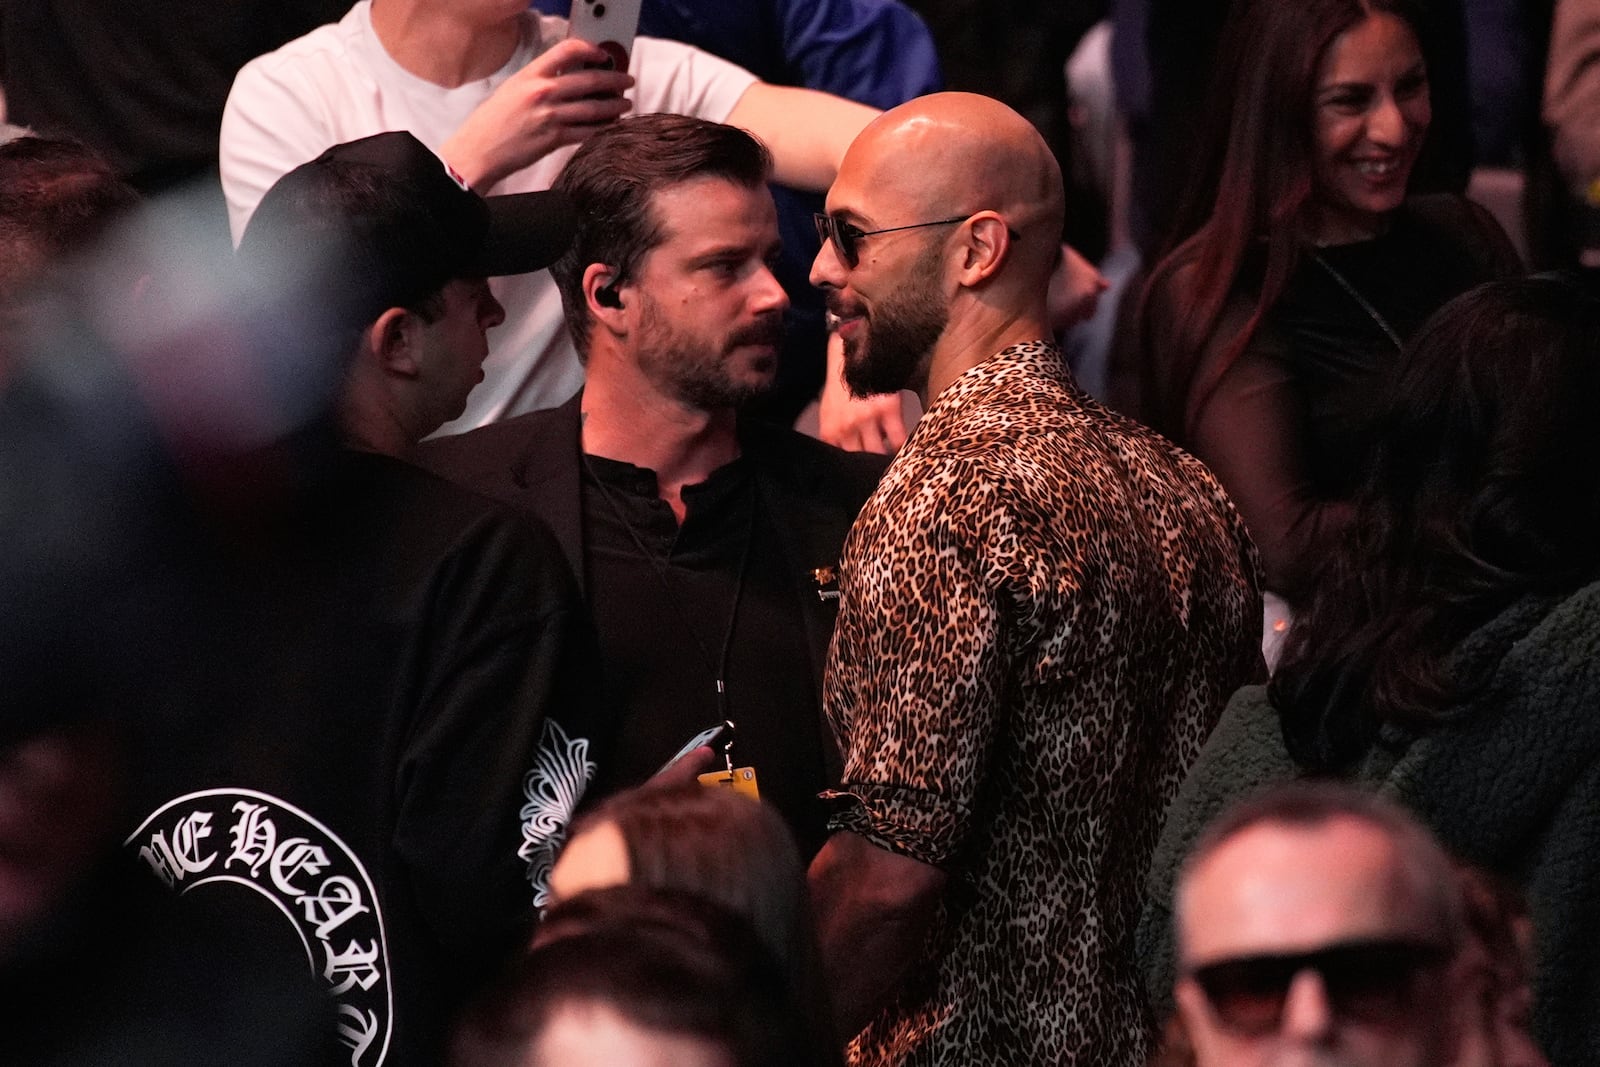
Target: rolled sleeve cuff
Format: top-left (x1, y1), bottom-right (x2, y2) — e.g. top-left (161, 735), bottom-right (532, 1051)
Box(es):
top-left (821, 782), bottom-right (970, 869)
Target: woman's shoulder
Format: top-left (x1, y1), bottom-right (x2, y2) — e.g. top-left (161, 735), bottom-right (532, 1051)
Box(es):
top-left (1396, 194), bottom-right (1523, 276)
top-left (1399, 192), bottom-right (1493, 228)
top-left (1386, 583), bottom-right (1600, 798)
top-left (1491, 580), bottom-right (1600, 705)
top-left (1430, 581), bottom-right (1600, 706)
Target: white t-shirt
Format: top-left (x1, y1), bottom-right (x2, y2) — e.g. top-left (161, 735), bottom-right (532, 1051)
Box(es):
top-left (220, 2), bottom-right (758, 432)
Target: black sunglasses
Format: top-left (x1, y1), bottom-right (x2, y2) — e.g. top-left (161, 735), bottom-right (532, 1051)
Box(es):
top-left (813, 212), bottom-right (971, 268)
top-left (1188, 938), bottom-right (1450, 1035)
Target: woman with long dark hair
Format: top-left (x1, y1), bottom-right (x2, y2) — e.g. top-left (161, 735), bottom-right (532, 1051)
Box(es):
top-left (1138, 0), bottom-right (1520, 602)
top-left (1140, 276), bottom-right (1600, 1064)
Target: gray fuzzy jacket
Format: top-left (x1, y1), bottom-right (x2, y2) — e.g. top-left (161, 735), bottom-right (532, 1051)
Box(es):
top-left (1138, 583), bottom-right (1600, 1066)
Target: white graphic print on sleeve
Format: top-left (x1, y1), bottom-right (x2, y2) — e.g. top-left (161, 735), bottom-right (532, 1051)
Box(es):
top-left (127, 790), bottom-right (393, 1067)
top-left (519, 718), bottom-right (596, 907)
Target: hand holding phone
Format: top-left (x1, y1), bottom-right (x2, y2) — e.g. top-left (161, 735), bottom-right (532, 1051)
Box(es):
top-left (657, 722), bottom-right (733, 777)
top-left (439, 37), bottom-right (633, 189)
top-left (566, 0), bottom-right (643, 72)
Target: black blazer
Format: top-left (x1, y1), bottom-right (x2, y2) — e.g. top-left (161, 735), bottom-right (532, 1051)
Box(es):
top-left (417, 391), bottom-right (889, 781)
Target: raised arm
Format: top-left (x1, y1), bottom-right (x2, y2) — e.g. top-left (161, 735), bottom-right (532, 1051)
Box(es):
top-left (725, 83), bottom-right (879, 192)
top-left (439, 38), bottom-right (633, 191)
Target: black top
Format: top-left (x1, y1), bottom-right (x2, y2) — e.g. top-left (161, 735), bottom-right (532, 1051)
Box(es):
top-left (1260, 214), bottom-right (1508, 496)
top-left (123, 450), bottom-right (606, 1067)
top-left (3, 857), bottom-right (342, 1065)
top-left (416, 393), bottom-right (890, 857)
top-left (581, 453), bottom-right (828, 855)
top-left (1146, 195), bottom-right (1522, 599)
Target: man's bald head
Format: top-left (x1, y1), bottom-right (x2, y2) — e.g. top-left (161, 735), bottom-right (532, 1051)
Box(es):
top-left (842, 93), bottom-right (1064, 282)
top-left (813, 93), bottom-right (1067, 400)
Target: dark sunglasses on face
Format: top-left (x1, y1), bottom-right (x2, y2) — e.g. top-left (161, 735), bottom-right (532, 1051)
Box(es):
top-left (1188, 937), bottom-right (1452, 1035)
top-left (812, 212), bottom-right (971, 268)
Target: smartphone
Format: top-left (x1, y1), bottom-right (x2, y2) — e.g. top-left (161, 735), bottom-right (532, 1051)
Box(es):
top-left (656, 721), bottom-right (733, 776)
top-left (566, 0), bottom-right (643, 72)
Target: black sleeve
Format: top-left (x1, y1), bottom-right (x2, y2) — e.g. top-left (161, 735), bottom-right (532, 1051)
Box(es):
top-left (1143, 264), bottom-right (1354, 601)
top-left (390, 510), bottom-right (609, 983)
top-left (1186, 299), bottom-right (1356, 602)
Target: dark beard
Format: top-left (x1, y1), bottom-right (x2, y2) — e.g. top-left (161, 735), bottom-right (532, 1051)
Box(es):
top-left (840, 247), bottom-right (948, 398)
top-left (638, 300), bottom-right (783, 410)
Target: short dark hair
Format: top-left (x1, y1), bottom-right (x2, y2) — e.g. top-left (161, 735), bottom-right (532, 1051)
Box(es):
top-left (452, 886), bottom-right (811, 1067)
top-left (550, 114), bottom-right (773, 358)
top-left (0, 136), bottom-right (138, 295)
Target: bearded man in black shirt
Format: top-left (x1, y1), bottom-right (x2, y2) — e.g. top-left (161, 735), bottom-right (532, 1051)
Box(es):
top-left (422, 115), bottom-right (886, 859)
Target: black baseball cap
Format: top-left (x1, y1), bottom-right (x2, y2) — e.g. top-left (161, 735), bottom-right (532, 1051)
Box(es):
top-left (238, 131), bottom-right (575, 329)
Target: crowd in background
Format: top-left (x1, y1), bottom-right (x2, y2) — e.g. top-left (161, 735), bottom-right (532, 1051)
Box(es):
top-left (2, 1), bottom-right (1600, 1065)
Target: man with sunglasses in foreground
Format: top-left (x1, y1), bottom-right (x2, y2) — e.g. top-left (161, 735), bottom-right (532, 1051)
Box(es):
top-left (1167, 782), bottom-right (1544, 1067)
top-left (805, 92), bottom-right (1262, 1066)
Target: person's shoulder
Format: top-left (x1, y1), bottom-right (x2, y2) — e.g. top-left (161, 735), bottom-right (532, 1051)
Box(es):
top-left (1140, 232), bottom-right (1261, 344)
top-left (879, 397), bottom-right (1034, 520)
top-left (1502, 581), bottom-right (1600, 680)
top-left (1096, 399), bottom-right (1222, 477)
top-left (1398, 193), bottom-right (1524, 279)
top-left (418, 408), bottom-right (556, 465)
top-left (353, 450), bottom-right (569, 567)
top-left (947, 351), bottom-right (1126, 448)
top-left (964, 380), bottom-right (1255, 555)
top-left (1102, 405), bottom-right (1257, 542)
top-left (743, 420), bottom-right (890, 489)
top-left (626, 28), bottom-right (760, 109)
top-left (418, 404), bottom-right (572, 487)
top-left (350, 448), bottom-right (510, 521)
top-left (1399, 193), bottom-right (1510, 248)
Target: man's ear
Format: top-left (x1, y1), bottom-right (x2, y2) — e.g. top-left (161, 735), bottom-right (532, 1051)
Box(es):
top-left (364, 306), bottom-right (419, 378)
top-left (583, 263), bottom-right (629, 335)
top-left (955, 211), bottom-right (1012, 287)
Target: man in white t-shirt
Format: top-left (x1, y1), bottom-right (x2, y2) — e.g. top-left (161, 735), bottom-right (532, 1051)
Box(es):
top-left (221, 0), bottom-right (878, 434)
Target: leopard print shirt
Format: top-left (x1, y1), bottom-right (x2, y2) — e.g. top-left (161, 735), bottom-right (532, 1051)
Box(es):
top-left (823, 341), bottom-right (1262, 1066)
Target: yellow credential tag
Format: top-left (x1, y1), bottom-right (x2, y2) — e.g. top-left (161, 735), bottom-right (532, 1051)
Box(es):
top-left (698, 766), bottom-right (760, 800)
